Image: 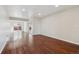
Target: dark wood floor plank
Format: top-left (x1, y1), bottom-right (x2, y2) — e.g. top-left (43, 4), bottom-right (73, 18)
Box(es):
top-left (1, 35), bottom-right (79, 54)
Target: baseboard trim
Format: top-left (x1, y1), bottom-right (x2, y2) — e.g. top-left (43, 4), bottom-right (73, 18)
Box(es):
top-left (35, 34), bottom-right (79, 46)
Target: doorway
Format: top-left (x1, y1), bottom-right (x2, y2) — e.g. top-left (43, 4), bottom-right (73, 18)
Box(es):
top-left (8, 20), bottom-right (29, 51)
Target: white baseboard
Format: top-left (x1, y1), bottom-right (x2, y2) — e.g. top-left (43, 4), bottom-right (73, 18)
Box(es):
top-left (41, 34), bottom-right (79, 45)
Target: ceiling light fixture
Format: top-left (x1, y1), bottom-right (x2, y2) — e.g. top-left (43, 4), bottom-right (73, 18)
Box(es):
top-left (38, 13), bottom-right (41, 16)
top-left (55, 5), bottom-right (59, 7)
top-left (22, 8), bottom-right (26, 11)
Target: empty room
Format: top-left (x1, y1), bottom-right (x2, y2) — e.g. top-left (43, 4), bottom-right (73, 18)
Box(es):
top-left (0, 5), bottom-right (79, 54)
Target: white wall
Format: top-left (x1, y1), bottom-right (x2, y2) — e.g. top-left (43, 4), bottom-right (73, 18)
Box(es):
top-left (0, 6), bottom-right (10, 53)
top-left (0, 6), bottom-right (10, 37)
top-left (41, 7), bottom-right (79, 44)
top-left (33, 19), bottom-right (41, 35)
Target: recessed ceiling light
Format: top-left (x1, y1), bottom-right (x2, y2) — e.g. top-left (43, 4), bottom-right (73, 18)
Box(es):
top-left (22, 8), bottom-right (26, 11)
top-left (38, 13), bottom-right (41, 16)
top-left (55, 5), bottom-right (59, 7)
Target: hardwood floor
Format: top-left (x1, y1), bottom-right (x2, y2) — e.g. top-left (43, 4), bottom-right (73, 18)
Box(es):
top-left (2, 35), bottom-right (79, 54)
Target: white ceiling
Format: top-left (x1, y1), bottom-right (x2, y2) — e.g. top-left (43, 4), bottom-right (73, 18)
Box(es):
top-left (4, 5), bottom-right (78, 19)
